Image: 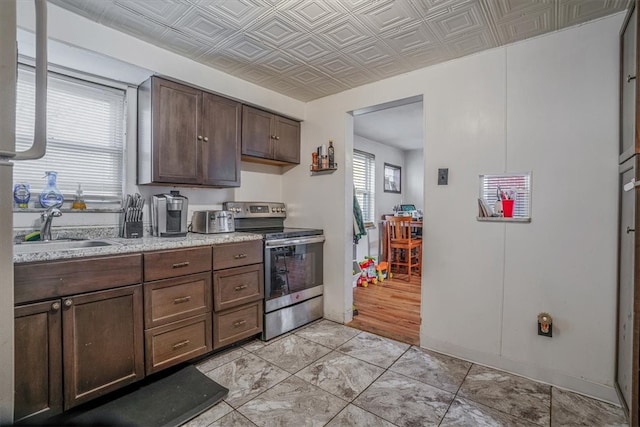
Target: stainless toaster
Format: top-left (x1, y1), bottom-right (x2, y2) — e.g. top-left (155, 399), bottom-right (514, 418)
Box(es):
top-left (191, 210), bottom-right (235, 234)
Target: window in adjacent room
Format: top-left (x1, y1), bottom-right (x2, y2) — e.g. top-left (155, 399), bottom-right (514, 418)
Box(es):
top-left (14, 64), bottom-right (126, 205)
top-left (353, 149), bottom-right (375, 224)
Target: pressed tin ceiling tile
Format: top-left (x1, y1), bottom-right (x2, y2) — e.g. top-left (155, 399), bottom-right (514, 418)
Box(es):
top-left (51, 0), bottom-right (630, 101)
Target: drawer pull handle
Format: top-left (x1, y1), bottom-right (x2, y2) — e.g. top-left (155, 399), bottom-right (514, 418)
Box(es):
top-left (628, 74), bottom-right (637, 83)
top-left (172, 340), bottom-right (190, 350)
top-left (172, 261), bottom-right (190, 269)
top-left (233, 320), bottom-right (247, 327)
top-left (234, 284), bottom-right (248, 291)
top-left (233, 254), bottom-right (247, 259)
top-left (174, 296), bottom-right (192, 304)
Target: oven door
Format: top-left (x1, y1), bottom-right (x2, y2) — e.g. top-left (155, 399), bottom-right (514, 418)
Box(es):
top-left (264, 235), bottom-right (325, 313)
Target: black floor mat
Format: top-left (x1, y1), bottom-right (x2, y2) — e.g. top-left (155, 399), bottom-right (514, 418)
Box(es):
top-left (53, 365), bottom-right (228, 427)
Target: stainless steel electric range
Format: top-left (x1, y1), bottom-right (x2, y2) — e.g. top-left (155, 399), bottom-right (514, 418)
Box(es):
top-left (223, 201), bottom-right (324, 340)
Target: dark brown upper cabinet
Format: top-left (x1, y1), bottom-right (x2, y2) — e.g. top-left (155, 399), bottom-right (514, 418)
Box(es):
top-left (241, 105), bottom-right (300, 165)
top-left (138, 77), bottom-right (241, 187)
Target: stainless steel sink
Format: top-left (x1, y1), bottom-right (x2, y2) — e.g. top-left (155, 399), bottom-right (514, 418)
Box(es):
top-left (14, 239), bottom-right (120, 254)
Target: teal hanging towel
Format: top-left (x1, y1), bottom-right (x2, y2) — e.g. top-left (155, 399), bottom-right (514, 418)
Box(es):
top-left (353, 192), bottom-right (367, 244)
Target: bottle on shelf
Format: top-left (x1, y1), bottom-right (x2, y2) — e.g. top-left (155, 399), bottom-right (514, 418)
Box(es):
top-left (328, 140), bottom-right (335, 168)
top-left (39, 171), bottom-right (64, 208)
top-left (312, 152), bottom-right (318, 170)
top-left (71, 183), bottom-right (87, 210)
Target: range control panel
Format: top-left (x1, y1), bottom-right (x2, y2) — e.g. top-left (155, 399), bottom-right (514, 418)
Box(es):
top-left (223, 201), bottom-right (287, 219)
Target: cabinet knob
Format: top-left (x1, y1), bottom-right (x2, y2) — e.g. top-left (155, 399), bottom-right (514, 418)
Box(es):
top-left (628, 74), bottom-right (636, 83)
top-left (51, 302), bottom-right (61, 311)
top-left (197, 135), bottom-right (203, 141)
top-left (203, 136), bottom-right (209, 142)
top-left (627, 226), bottom-right (635, 234)
top-left (270, 135), bottom-right (276, 140)
top-left (275, 136), bottom-right (280, 140)
top-left (64, 299), bottom-right (73, 307)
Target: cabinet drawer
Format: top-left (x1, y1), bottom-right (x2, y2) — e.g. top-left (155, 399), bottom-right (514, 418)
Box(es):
top-left (145, 314), bottom-right (212, 375)
top-left (214, 264), bottom-right (263, 311)
top-left (144, 246), bottom-right (212, 281)
top-left (144, 272), bottom-right (212, 328)
top-left (213, 301), bottom-right (262, 350)
top-left (15, 254), bottom-right (142, 305)
top-left (212, 240), bottom-right (262, 270)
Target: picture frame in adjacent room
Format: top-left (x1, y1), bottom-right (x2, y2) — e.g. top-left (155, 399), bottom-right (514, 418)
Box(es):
top-left (384, 163), bottom-right (401, 193)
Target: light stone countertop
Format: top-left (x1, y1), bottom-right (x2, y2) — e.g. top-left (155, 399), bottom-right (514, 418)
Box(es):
top-left (13, 232), bottom-right (263, 264)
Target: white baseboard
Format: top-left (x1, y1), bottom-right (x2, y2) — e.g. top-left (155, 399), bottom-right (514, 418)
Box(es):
top-left (421, 336), bottom-right (620, 405)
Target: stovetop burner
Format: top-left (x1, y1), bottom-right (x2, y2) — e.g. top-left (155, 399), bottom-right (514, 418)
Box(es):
top-left (243, 227), bottom-right (324, 240)
top-left (223, 201), bottom-right (323, 240)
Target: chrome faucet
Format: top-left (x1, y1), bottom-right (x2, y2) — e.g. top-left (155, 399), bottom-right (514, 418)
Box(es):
top-left (40, 206), bottom-right (62, 241)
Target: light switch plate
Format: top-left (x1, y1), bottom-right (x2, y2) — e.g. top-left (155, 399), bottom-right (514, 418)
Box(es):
top-left (438, 168), bottom-right (448, 185)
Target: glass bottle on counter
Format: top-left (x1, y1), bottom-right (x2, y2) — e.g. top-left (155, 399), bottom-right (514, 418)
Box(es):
top-left (71, 183), bottom-right (87, 210)
top-left (39, 171), bottom-right (64, 208)
top-left (328, 140), bottom-right (335, 168)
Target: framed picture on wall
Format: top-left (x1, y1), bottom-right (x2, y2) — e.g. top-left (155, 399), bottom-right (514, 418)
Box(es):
top-left (384, 163), bottom-right (401, 193)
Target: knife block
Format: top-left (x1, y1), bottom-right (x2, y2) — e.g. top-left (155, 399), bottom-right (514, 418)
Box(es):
top-left (123, 221), bottom-right (143, 239)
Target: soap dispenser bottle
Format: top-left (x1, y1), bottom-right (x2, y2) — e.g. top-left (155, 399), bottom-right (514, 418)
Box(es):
top-left (39, 171), bottom-right (64, 208)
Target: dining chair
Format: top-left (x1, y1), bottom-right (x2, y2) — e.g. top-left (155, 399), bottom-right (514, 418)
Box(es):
top-left (386, 216), bottom-right (422, 282)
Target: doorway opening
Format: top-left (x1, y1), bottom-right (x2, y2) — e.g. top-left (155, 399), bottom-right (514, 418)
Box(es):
top-left (347, 96), bottom-right (424, 345)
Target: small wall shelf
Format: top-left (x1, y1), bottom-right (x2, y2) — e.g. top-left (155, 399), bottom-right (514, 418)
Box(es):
top-left (310, 164), bottom-right (338, 175)
top-left (476, 217), bottom-right (531, 223)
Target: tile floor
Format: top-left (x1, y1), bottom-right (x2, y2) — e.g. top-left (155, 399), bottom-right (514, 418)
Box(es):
top-left (184, 320), bottom-right (627, 427)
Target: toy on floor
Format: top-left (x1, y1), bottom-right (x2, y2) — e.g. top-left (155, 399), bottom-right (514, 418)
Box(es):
top-left (357, 257), bottom-right (378, 287)
top-left (375, 261), bottom-right (392, 282)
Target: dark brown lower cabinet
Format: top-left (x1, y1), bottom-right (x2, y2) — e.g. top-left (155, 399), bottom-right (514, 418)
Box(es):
top-left (14, 300), bottom-right (63, 423)
top-left (62, 285), bottom-right (144, 409)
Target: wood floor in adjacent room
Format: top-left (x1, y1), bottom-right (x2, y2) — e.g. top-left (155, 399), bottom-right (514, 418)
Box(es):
top-left (347, 272), bottom-right (421, 346)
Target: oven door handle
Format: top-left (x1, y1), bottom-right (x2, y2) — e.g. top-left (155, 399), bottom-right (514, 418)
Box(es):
top-left (265, 235), bottom-right (325, 248)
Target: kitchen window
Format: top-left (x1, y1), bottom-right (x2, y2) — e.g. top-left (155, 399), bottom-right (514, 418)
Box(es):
top-left (13, 65), bottom-right (126, 204)
top-left (353, 149), bottom-right (375, 223)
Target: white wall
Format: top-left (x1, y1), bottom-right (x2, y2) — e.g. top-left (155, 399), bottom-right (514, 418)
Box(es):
top-left (293, 14), bottom-right (623, 403)
top-left (404, 149), bottom-right (424, 210)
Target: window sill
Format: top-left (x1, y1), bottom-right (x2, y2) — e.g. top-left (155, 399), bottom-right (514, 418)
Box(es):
top-left (476, 217), bottom-right (531, 223)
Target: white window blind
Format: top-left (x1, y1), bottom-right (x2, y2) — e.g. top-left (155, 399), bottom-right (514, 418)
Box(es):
top-left (14, 65), bottom-right (125, 203)
top-left (480, 173), bottom-right (531, 218)
top-left (353, 149), bottom-right (375, 223)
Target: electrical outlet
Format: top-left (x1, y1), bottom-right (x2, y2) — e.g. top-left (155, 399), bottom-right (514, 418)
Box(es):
top-left (538, 323), bottom-right (552, 337)
top-left (438, 168), bottom-right (448, 185)
top-left (537, 313), bottom-right (552, 337)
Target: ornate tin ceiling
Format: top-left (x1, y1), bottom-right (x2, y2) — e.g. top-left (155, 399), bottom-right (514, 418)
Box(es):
top-left (51, 0), bottom-right (630, 101)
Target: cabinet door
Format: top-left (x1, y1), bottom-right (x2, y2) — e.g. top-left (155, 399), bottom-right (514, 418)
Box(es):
top-left (241, 105), bottom-right (274, 159)
top-left (273, 115), bottom-right (300, 164)
top-left (152, 78), bottom-right (202, 184)
top-left (621, 4), bottom-right (638, 161)
top-left (14, 300), bottom-right (62, 423)
top-left (202, 93), bottom-right (241, 187)
top-left (617, 157), bottom-right (639, 424)
top-left (63, 285), bottom-right (144, 410)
